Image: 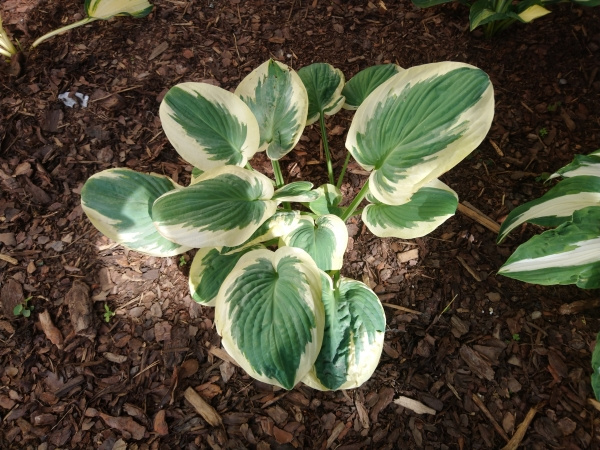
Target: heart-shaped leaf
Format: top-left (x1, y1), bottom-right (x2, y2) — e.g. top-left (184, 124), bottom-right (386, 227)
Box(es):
top-left (342, 64), bottom-right (403, 110)
top-left (298, 63), bottom-right (345, 125)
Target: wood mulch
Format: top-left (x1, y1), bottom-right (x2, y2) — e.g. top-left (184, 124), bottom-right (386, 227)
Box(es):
top-left (1, 0), bottom-right (599, 448)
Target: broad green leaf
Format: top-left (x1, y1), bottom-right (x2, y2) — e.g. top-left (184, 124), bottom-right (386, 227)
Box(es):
top-left (81, 168), bottom-right (190, 256)
top-left (189, 244), bottom-right (263, 306)
top-left (305, 184), bottom-right (344, 216)
top-left (497, 176), bottom-right (600, 243)
top-left (272, 181), bottom-right (320, 203)
top-left (363, 179), bottom-right (458, 239)
top-left (342, 64), bottom-right (403, 110)
top-left (280, 214), bottom-right (348, 271)
top-left (498, 206), bottom-right (600, 288)
top-left (303, 274), bottom-right (385, 391)
top-left (592, 332), bottom-right (600, 401)
top-left (548, 151), bottom-right (600, 180)
top-left (152, 165), bottom-right (277, 248)
top-left (159, 82), bottom-right (260, 171)
top-left (215, 247), bottom-right (324, 390)
top-left (346, 62), bottom-right (494, 206)
top-left (298, 63), bottom-right (345, 125)
top-left (85, 0), bottom-right (153, 19)
top-left (469, 0), bottom-right (518, 30)
top-left (235, 59), bottom-right (309, 160)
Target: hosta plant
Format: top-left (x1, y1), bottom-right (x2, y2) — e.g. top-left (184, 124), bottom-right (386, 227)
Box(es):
top-left (81, 59), bottom-right (494, 390)
top-left (0, 14), bottom-right (17, 58)
top-left (497, 149), bottom-right (600, 288)
top-left (31, 0), bottom-right (153, 48)
top-left (410, 0), bottom-right (600, 38)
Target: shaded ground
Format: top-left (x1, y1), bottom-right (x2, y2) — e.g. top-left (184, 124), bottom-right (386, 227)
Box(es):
top-left (1, 0), bottom-right (600, 448)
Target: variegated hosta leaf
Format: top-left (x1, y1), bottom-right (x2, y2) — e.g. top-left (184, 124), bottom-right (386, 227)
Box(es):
top-left (498, 206), bottom-right (600, 289)
top-left (297, 63), bottom-right (345, 125)
top-left (469, 0), bottom-right (518, 31)
top-left (189, 245), bottom-right (263, 306)
top-left (497, 176), bottom-right (600, 243)
top-left (215, 247), bottom-right (324, 390)
top-left (302, 274), bottom-right (385, 391)
top-left (85, 0), bottom-right (153, 19)
top-left (305, 184), bottom-right (344, 216)
top-left (227, 210), bottom-right (301, 251)
top-left (342, 64), bottom-right (403, 110)
top-left (548, 150), bottom-right (600, 180)
top-left (152, 165), bottom-right (277, 248)
top-left (235, 59), bottom-right (309, 160)
top-left (517, 4), bottom-right (551, 23)
top-left (346, 62), bottom-right (494, 206)
top-left (159, 82), bottom-right (260, 171)
top-left (280, 214), bottom-right (348, 271)
top-left (363, 179), bottom-right (458, 239)
top-left (592, 332), bottom-right (600, 401)
top-left (272, 181), bottom-right (320, 203)
top-left (81, 168), bottom-right (190, 256)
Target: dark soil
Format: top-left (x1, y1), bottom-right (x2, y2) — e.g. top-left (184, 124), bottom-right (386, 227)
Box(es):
top-left (1, 0), bottom-right (600, 448)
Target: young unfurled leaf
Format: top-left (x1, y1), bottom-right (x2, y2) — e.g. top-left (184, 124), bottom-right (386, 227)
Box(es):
top-left (189, 245), bottom-right (264, 306)
top-left (363, 179), bottom-right (458, 239)
top-left (235, 59), bottom-right (309, 160)
top-left (280, 214), bottom-right (348, 271)
top-left (215, 247), bottom-right (324, 390)
top-left (498, 206), bottom-right (600, 289)
top-left (497, 176), bottom-right (600, 243)
top-left (305, 184), bottom-right (344, 216)
top-left (346, 62), bottom-right (494, 206)
top-left (342, 64), bottom-right (403, 110)
top-left (272, 181), bottom-right (320, 203)
top-left (160, 82), bottom-right (260, 171)
top-left (298, 63), bottom-right (345, 125)
top-left (31, 0), bottom-right (153, 48)
top-left (302, 274), bottom-right (385, 390)
top-left (152, 165), bottom-right (277, 248)
top-left (81, 169), bottom-right (190, 256)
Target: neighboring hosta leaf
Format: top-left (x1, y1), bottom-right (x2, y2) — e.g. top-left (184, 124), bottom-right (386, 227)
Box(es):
top-left (548, 150), bottom-right (600, 180)
top-left (592, 332), bottom-right (600, 401)
top-left (152, 165), bottom-right (277, 248)
top-left (235, 59), bottom-right (309, 160)
top-left (159, 82), bottom-right (260, 171)
top-left (81, 168), bottom-right (190, 257)
top-left (298, 63), bottom-right (345, 125)
top-left (189, 244), bottom-right (263, 306)
top-left (280, 214), bottom-right (348, 271)
top-left (305, 184), bottom-right (344, 216)
top-left (497, 176), bottom-right (600, 243)
top-left (342, 64), bottom-right (403, 110)
top-left (272, 181), bottom-right (320, 203)
top-left (517, 3), bottom-right (551, 23)
top-left (498, 206), bottom-right (600, 289)
top-left (346, 62), bottom-right (494, 206)
top-left (469, 0), bottom-right (518, 30)
top-left (363, 179), bottom-right (458, 239)
top-left (85, 0), bottom-right (153, 19)
top-left (215, 247), bottom-right (324, 390)
top-left (303, 274), bottom-right (385, 391)
top-left (191, 167), bottom-right (204, 184)
top-left (230, 210), bottom-right (301, 250)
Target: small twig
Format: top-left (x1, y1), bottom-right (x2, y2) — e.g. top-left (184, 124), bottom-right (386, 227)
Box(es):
top-left (0, 253), bottom-right (18, 265)
top-left (89, 85), bottom-right (143, 103)
top-left (501, 403), bottom-right (542, 450)
top-left (472, 393), bottom-right (510, 443)
top-left (133, 360), bottom-right (160, 379)
top-left (457, 202), bottom-right (500, 234)
top-left (456, 256), bottom-right (482, 282)
top-left (381, 302), bottom-right (421, 315)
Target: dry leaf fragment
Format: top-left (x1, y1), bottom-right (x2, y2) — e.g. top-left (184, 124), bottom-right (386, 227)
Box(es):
top-left (394, 396), bottom-right (436, 415)
top-left (104, 352), bottom-right (127, 363)
top-left (38, 310), bottom-right (64, 349)
top-left (98, 413), bottom-right (146, 440)
top-left (184, 387), bottom-right (222, 427)
top-left (66, 280), bottom-right (95, 338)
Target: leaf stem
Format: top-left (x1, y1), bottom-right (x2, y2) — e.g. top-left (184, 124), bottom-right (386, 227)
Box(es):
top-left (31, 17), bottom-right (96, 48)
top-left (319, 113), bottom-right (335, 185)
top-left (341, 180), bottom-right (370, 222)
top-left (336, 153), bottom-right (352, 189)
top-left (272, 159), bottom-right (285, 189)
